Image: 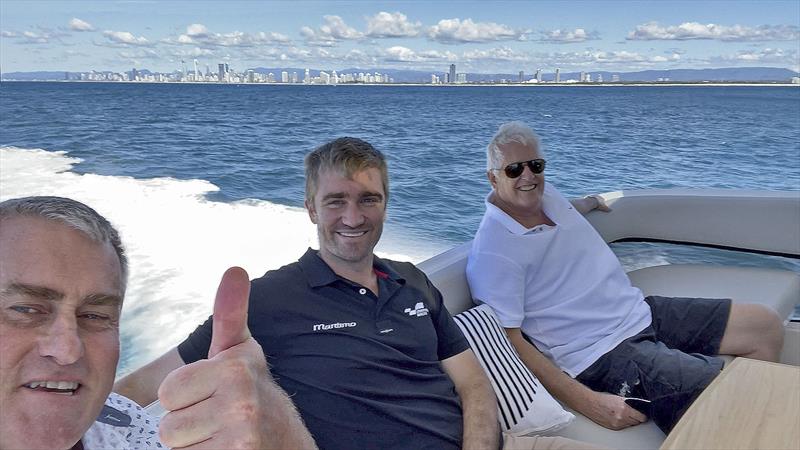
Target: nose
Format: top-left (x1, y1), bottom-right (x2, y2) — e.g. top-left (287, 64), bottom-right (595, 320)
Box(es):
top-left (38, 314), bottom-right (84, 365)
top-left (519, 163), bottom-right (537, 179)
top-left (341, 202), bottom-right (366, 228)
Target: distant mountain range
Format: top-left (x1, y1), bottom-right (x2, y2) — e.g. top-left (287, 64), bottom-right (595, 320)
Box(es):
top-left (2, 67), bottom-right (798, 83)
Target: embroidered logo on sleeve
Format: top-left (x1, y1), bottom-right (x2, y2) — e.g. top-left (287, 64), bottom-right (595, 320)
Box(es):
top-left (404, 302), bottom-right (429, 317)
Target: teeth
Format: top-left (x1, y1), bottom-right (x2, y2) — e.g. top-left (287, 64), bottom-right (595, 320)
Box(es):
top-left (519, 184), bottom-right (537, 191)
top-left (339, 231), bottom-right (366, 237)
top-left (25, 381), bottom-right (79, 391)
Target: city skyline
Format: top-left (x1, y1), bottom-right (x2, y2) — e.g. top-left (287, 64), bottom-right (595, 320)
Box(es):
top-left (1, 1), bottom-right (799, 74)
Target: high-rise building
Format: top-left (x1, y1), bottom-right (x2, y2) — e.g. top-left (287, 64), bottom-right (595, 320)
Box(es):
top-left (580, 72), bottom-right (587, 82)
top-left (596, 73), bottom-right (603, 83)
top-left (555, 68), bottom-right (561, 83)
top-left (535, 69), bottom-right (542, 82)
top-left (247, 70), bottom-right (255, 83)
top-left (611, 74), bottom-right (620, 82)
top-left (281, 71), bottom-right (289, 83)
top-left (456, 73), bottom-right (467, 84)
top-left (449, 64), bottom-right (456, 84)
top-left (519, 71), bottom-right (524, 82)
top-left (304, 68), bottom-right (310, 83)
top-left (218, 64), bottom-right (225, 82)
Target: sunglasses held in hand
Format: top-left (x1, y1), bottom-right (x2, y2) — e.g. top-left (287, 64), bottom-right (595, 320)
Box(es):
top-left (494, 159), bottom-right (546, 178)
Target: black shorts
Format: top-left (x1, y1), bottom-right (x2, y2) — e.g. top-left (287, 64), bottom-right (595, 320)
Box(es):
top-left (576, 295), bottom-right (732, 434)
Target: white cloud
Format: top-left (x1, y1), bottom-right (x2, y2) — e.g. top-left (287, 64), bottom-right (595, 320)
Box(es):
top-left (540, 28), bottom-right (599, 43)
top-left (69, 18), bottom-right (95, 32)
top-left (119, 49), bottom-right (160, 60)
top-left (366, 12), bottom-right (421, 38)
top-left (2, 26), bottom-right (70, 44)
top-left (186, 24), bottom-right (209, 37)
top-left (628, 22), bottom-right (799, 42)
top-left (22, 31), bottom-right (49, 43)
top-left (168, 24), bottom-right (291, 48)
top-left (427, 18), bottom-right (524, 43)
top-left (722, 47), bottom-right (797, 64)
top-left (102, 30), bottom-right (151, 46)
top-left (383, 46), bottom-right (456, 62)
top-left (463, 46), bottom-right (528, 61)
top-left (301, 15), bottom-right (363, 46)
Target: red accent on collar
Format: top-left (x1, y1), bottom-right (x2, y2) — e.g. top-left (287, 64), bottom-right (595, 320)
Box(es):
top-left (373, 268), bottom-right (389, 279)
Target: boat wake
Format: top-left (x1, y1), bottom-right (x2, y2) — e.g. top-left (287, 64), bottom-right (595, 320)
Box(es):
top-left (0, 146), bottom-right (421, 374)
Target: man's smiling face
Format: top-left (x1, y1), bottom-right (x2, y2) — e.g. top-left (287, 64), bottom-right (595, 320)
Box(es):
top-left (489, 140), bottom-right (546, 219)
top-left (0, 215), bottom-right (123, 450)
top-left (306, 167), bottom-right (386, 272)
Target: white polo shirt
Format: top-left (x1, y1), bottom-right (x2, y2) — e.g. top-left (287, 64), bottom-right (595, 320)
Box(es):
top-left (466, 182), bottom-right (652, 377)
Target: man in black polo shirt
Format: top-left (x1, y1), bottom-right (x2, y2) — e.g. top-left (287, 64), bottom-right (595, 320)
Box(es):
top-left (115, 138), bottom-right (598, 450)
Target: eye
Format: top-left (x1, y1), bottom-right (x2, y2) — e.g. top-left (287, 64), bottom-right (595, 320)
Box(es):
top-left (10, 305), bottom-right (43, 315)
top-left (79, 313), bottom-right (109, 321)
top-left (78, 311), bottom-right (119, 330)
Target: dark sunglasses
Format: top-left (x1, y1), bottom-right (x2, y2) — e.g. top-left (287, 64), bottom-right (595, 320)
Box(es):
top-left (496, 158), bottom-right (546, 178)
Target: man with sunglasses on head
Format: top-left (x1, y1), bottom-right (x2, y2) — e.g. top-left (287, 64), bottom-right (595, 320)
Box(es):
top-left (466, 121), bottom-right (784, 435)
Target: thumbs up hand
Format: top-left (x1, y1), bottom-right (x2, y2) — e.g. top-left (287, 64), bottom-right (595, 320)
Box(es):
top-left (157, 267), bottom-right (317, 449)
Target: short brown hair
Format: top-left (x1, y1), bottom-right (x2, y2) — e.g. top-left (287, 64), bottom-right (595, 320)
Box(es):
top-left (304, 137), bottom-right (389, 205)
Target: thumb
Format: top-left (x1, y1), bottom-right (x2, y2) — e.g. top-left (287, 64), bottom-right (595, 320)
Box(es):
top-left (208, 266), bottom-right (252, 358)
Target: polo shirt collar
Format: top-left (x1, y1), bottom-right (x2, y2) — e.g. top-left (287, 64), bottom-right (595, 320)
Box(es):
top-left (299, 248), bottom-right (406, 288)
top-left (484, 192), bottom-right (535, 236)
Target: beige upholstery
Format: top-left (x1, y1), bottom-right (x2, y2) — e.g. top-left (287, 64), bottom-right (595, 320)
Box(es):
top-left (628, 264), bottom-right (799, 322)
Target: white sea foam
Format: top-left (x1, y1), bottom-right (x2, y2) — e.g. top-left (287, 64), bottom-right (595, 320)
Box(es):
top-left (0, 146), bottom-right (428, 374)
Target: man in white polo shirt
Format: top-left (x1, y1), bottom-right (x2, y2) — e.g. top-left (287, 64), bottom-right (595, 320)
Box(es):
top-left (466, 121), bottom-right (785, 434)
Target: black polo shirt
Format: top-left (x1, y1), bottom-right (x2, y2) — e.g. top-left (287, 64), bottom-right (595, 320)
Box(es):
top-left (178, 249), bottom-right (470, 450)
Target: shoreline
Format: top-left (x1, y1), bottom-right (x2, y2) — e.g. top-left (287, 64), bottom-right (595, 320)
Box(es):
top-left (1, 80), bottom-right (798, 87)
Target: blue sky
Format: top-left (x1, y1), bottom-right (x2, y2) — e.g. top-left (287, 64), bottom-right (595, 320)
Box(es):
top-left (1, 0), bottom-right (798, 74)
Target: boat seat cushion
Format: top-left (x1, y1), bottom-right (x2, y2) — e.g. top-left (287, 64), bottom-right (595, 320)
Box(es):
top-left (627, 264), bottom-right (799, 322)
top-left (454, 304), bottom-right (574, 436)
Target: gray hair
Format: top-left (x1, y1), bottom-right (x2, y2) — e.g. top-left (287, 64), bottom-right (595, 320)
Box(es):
top-left (486, 121), bottom-right (543, 171)
top-left (0, 196), bottom-right (128, 294)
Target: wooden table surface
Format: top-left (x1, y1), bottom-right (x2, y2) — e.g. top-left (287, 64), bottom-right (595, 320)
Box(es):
top-left (660, 358), bottom-right (800, 450)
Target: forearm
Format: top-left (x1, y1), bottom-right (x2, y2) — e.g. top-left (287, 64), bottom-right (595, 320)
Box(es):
top-left (569, 196), bottom-right (599, 215)
top-left (459, 379), bottom-right (500, 450)
top-left (114, 347), bottom-right (184, 407)
top-left (442, 350), bottom-right (500, 450)
top-left (506, 329), bottom-right (646, 430)
top-left (262, 379), bottom-right (318, 449)
top-left (506, 329), bottom-right (592, 411)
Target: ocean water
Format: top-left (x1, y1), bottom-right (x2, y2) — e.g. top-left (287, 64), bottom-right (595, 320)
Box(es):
top-left (1, 82), bottom-right (798, 375)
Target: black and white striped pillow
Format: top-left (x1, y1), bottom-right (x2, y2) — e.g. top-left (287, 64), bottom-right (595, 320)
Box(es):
top-left (454, 304), bottom-right (574, 436)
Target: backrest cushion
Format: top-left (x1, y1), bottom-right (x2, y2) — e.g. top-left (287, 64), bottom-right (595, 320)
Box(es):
top-left (454, 304), bottom-right (574, 436)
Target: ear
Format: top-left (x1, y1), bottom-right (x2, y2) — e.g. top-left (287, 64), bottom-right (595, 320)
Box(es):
top-left (487, 170), bottom-right (498, 190)
top-left (305, 199), bottom-right (318, 224)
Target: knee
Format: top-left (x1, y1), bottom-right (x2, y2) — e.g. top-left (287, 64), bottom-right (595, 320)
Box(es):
top-left (752, 305), bottom-right (784, 356)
